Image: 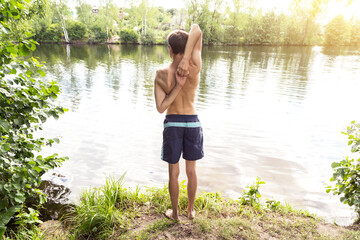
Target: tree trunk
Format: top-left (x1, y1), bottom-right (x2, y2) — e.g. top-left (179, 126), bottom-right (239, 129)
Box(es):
top-left (145, 9), bottom-right (147, 35)
top-left (106, 26), bottom-right (109, 43)
top-left (55, 3), bottom-right (69, 43)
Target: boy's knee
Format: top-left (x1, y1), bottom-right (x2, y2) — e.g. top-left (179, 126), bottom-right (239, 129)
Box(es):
top-left (186, 166), bottom-right (196, 177)
top-left (169, 169), bottom-right (180, 179)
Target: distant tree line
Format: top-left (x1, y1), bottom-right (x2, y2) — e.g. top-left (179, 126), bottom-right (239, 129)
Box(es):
top-left (1, 0), bottom-right (359, 46)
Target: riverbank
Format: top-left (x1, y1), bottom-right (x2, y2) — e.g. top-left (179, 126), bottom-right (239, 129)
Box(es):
top-left (34, 39), bottom-right (360, 47)
top-left (7, 175), bottom-right (360, 240)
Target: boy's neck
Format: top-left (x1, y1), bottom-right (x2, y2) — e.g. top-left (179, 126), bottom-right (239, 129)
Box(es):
top-left (171, 54), bottom-right (184, 66)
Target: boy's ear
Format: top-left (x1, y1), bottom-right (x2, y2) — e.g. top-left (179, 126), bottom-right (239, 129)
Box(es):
top-left (168, 45), bottom-right (173, 55)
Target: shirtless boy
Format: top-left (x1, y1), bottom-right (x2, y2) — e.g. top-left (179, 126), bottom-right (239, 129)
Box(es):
top-left (154, 24), bottom-right (203, 220)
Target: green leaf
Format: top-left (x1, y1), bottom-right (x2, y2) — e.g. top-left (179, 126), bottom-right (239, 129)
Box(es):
top-left (0, 198), bottom-right (9, 209)
top-left (26, 70), bottom-right (33, 76)
top-left (6, 46), bottom-right (17, 54)
top-left (13, 183), bottom-right (21, 190)
top-left (25, 31), bottom-right (32, 37)
top-left (18, 44), bottom-right (30, 56)
top-left (0, 205), bottom-right (21, 225)
top-left (14, 193), bottom-right (26, 203)
top-left (0, 25), bottom-right (10, 34)
top-left (34, 166), bottom-right (42, 173)
top-left (0, 120), bottom-right (10, 132)
top-left (0, 144), bottom-right (10, 152)
top-left (0, 225), bottom-right (5, 238)
top-left (29, 42), bottom-right (36, 51)
top-left (331, 162), bottom-right (340, 168)
top-left (37, 70), bottom-right (46, 77)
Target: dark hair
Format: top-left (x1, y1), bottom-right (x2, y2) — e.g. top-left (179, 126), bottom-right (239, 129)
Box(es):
top-left (167, 30), bottom-right (189, 55)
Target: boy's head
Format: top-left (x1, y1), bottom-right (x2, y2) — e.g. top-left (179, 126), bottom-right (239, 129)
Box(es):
top-left (167, 30), bottom-right (189, 57)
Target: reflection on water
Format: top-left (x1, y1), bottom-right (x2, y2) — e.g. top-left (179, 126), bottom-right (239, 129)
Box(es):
top-left (33, 44), bottom-right (360, 225)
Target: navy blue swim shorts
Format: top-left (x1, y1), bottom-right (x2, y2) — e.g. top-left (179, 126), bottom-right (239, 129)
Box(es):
top-left (161, 114), bottom-right (204, 164)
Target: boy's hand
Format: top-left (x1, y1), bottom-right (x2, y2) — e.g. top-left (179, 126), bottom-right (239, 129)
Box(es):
top-left (176, 72), bottom-right (187, 87)
top-left (177, 58), bottom-right (190, 77)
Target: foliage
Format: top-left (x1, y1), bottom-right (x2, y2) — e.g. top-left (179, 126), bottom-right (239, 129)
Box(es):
top-left (23, 0), bottom-right (359, 46)
top-left (0, 0), bottom-right (67, 237)
top-left (194, 191), bottom-right (224, 212)
top-left (75, 2), bottom-right (93, 29)
top-left (324, 15), bottom-right (351, 46)
top-left (66, 20), bottom-right (87, 40)
top-left (327, 121), bottom-right (360, 217)
top-left (242, 12), bottom-right (284, 45)
top-left (120, 28), bottom-right (139, 44)
top-left (350, 19), bottom-right (360, 46)
top-left (239, 177), bottom-right (265, 209)
top-left (223, 3), bottom-right (248, 45)
top-left (89, 26), bottom-right (107, 41)
top-left (140, 30), bottom-right (155, 45)
top-left (186, 0), bottom-right (225, 45)
top-left (265, 199), bottom-right (281, 211)
top-left (44, 24), bottom-right (62, 42)
top-left (283, 17), bottom-right (304, 45)
top-left (68, 174), bottom-right (130, 239)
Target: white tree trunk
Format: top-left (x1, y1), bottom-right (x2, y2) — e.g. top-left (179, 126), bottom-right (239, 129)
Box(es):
top-left (106, 26), bottom-right (109, 43)
top-left (145, 10), bottom-right (147, 35)
top-left (55, 2), bottom-right (69, 43)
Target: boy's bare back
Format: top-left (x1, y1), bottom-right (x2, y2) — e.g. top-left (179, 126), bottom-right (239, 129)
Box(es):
top-left (154, 24), bottom-right (202, 115)
top-left (155, 59), bottom-right (200, 115)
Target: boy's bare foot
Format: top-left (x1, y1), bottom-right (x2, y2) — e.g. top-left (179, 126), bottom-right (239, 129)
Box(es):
top-left (165, 209), bottom-right (179, 221)
top-left (187, 209), bottom-right (195, 219)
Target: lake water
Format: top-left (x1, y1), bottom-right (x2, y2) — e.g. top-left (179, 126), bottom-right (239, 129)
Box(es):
top-left (33, 44), bottom-right (360, 225)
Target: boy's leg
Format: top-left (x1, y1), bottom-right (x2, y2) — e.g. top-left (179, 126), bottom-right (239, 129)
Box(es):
top-left (166, 162), bottom-right (180, 220)
top-left (185, 160), bottom-right (197, 219)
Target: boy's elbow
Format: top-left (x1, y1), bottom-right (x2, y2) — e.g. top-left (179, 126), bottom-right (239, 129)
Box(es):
top-left (192, 24), bottom-right (200, 29)
top-left (191, 24), bottom-right (202, 37)
top-left (157, 106), bottom-right (165, 114)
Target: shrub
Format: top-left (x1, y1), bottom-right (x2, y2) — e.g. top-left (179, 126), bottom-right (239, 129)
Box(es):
top-left (67, 20), bottom-right (87, 40)
top-left (120, 28), bottom-right (139, 44)
top-left (43, 24), bottom-right (62, 42)
top-left (0, 0), bottom-right (68, 237)
top-left (140, 31), bottom-right (155, 45)
top-left (324, 15), bottom-right (351, 46)
top-left (89, 26), bottom-right (107, 41)
top-left (327, 121), bottom-right (360, 218)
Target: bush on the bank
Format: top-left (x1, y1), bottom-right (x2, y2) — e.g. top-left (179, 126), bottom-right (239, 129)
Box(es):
top-left (67, 20), bottom-right (87, 40)
top-left (350, 20), bottom-right (360, 46)
top-left (120, 28), bottom-right (139, 44)
top-left (89, 26), bottom-right (107, 41)
top-left (223, 26), bottom-right (242, 45)
top-left (140, 31), bottom-right (155, 45)
top-left (0, 0), bottom-right (68, 237)
top-left (325, 15), bottom-right (351, 46)
top-left (283, 19), bottom-right (303, 45)
top-left (327, 121), bottom-right (360, 217)
top-left (160, 29), bottom-right (172, 44)
top-left (44, 24), bottom-right (62, 42)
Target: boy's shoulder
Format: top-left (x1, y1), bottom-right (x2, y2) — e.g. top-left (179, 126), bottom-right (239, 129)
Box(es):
top-left (155, 67), bottom-right (169, 83)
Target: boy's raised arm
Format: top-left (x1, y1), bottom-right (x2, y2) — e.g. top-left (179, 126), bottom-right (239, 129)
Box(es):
top-left (177, 24), bottom-right (202, 77)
